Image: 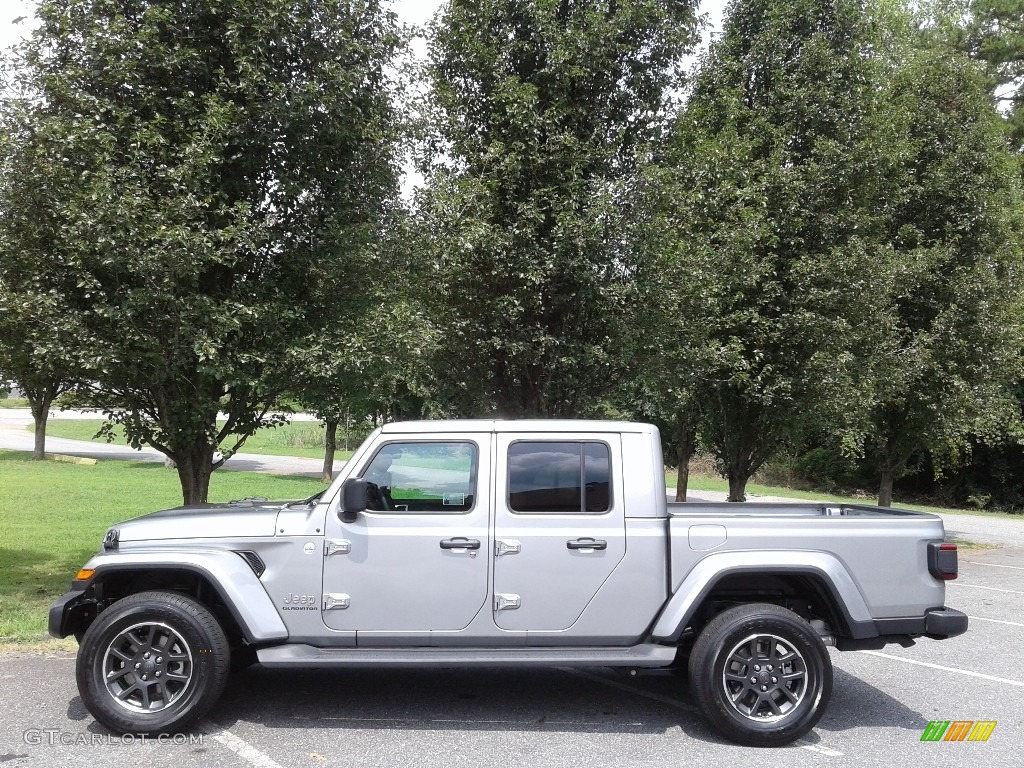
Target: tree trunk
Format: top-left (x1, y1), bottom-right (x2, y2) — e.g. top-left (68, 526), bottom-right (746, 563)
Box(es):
top-left (176, 445), bottom-right (215, 505)
top-left (674, 417), bottom-right (697, 502)
top-left (878, 470), bottom-right (895, 508)
top-left (875, 433), bottom-right (911, 508)
top-left (28, 392), bottom-right (53, 461)
top-left (727, 473), bottom-right (749, 502)
top-left (322, 418), bottom-right (338, 483)
top-left (520, 372), bottom-right (544, 417)
top-left (675, 457), bottom-right (690, 503)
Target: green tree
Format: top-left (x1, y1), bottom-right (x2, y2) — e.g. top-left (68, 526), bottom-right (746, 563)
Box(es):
top-left (0, 288), bottom-right (76, 460)
top-left (0, 106), bottom-right (84, 460)
top-left (658, 0), bottom-right (893, 501)
top-left (866, 46), bottom-right (1024, 507)
top-left (419, 0), bottom-right (700, 417)
top-left (611, 160), bottom-right (719, 502)
top-left (295, 298), bottom-right (440, 478)
top-left (288, 209), bottom-right (441, 481)
top-left (2, 0), bottom-right (402, 503)
top-left (963, 0), bottom-right (1024, 147)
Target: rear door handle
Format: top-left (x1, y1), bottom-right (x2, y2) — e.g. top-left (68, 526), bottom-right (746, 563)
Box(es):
top-left (440, 537), bottom-right (481, 550)
top-left (567, 538), bottom-right (607, 551)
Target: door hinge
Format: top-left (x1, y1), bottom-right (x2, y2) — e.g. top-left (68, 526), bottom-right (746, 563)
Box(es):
top-left (495, 593), bottom-right (521, 611)
top-left (495, 539), bottom-right (521, 556)
top-left (323, 592), bottom-right (350, 610)
top-left (324, 539), bottom-right (352, 556)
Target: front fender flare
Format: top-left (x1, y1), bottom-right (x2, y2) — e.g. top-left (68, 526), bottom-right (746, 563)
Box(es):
top-left (76, 549), bottom-right (289, 643)
top-left (651, 550), bottom-right (874, 642)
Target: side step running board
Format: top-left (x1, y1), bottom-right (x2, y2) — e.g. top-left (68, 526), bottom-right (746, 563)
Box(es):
top-left (256, 643), bottom-right (676, 669)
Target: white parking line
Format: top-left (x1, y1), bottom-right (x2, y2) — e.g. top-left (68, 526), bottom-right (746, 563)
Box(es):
top-left (800, 743), bottom-right (844, 757)
top-left (561, 668), bottom-right (843, 756)
top-left (203, 725), bottom-right (286, 768)
top-left (971, 615), bottom-right (1024, 628)
top-left (860, 651), bottom-right (1024, 686)
top-left (961, 560), bottom-right (1024, 571)
top-left (952, 583), bottom-right (1024, 595)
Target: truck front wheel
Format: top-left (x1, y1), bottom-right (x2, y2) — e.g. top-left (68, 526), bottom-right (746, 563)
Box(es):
top-left (76, 590), bottom-right (230, 734)
top-left (688, 603), bottom-right (832, 747)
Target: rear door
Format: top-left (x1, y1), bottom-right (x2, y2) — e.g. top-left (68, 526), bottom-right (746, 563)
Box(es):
top-left (492, 433), bottom-right (625, 632)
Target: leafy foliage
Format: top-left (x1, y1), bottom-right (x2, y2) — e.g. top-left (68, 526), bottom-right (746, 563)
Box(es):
top-left (419, 0), bottom-right (700, 416)
top-left (0, 100), bottom-right (84, 458)
top-left (864, 44), bottom-right (1024, 505)
top-left (652, 0), bottom-right (893, 500)
top-left (963, 0), bottom-right (1024, 148)
top-left (1, 0), bottom-right (403, 502)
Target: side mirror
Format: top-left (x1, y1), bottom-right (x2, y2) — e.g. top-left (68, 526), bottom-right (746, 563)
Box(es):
top-left (340, 478), bottom-right (367, 523)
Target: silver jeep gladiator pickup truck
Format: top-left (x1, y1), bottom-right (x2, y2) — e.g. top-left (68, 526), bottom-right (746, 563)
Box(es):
top-left (50, 420), bottom-right (967, 747)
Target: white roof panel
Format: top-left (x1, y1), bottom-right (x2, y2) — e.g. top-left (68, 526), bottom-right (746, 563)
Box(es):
top-left (379, 419), bottom-right (654, 434)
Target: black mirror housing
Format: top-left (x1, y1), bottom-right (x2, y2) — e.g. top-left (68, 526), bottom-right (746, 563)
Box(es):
top-left (340, 478), bottom-right (367, 523)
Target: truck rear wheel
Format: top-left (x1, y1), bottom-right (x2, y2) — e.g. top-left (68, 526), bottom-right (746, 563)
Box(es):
top-left (688, 603), bottom-right (832, 747)
top-left (76, 590), bottom-right (230, 734)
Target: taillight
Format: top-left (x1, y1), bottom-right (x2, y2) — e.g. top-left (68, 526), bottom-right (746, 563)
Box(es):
top-left (927, 542), bottom-right (958, 581)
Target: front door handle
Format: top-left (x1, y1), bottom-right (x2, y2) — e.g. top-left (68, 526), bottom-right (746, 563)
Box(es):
top-left (567, 537), bottom-right (607, 551)
top-left (440, 537), bottom-right (481, 550)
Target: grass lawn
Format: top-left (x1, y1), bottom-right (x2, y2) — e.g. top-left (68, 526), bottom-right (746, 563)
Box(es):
top-left (666, 470), bottom-right (1022, 520)
top-left (0, 398), bottom-right (29, 408)
top-left (42, 419), bottom-right (357, 462)
top-left (0, 449), bottom-right (324, 647)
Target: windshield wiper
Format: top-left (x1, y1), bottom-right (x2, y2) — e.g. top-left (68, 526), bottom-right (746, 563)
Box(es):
top-left (289, 490), bottom-right (325, 508)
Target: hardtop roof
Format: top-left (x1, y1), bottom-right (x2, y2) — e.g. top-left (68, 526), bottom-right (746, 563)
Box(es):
top-left (379, 419), bottom-right (655, 435)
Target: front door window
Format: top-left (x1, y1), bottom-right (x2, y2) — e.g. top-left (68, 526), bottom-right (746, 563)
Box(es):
top-left (362, 442), bottom-right (478, 513)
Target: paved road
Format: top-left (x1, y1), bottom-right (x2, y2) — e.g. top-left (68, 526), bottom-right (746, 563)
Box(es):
top-left (0, 409), bottom-right (337, 479)
top-left (0, 545), bottom-right (1020, 768)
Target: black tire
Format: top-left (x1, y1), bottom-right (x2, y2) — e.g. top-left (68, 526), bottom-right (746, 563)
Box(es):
top-left (688, 603), bottom-right (832, 747)
top-left (76, 590), bottom-right (230, 735)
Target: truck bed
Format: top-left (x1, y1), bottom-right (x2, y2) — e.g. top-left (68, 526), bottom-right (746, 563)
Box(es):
top-left (667, 501), bottom-right (933, 518)
top-left (664, 501), bottom-right (947, 620)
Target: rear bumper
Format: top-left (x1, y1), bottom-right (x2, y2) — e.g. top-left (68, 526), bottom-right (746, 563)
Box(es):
top-left (837, 607), bottom-right (968, 650)
top-left (924, 607), bottom-right (969, 639)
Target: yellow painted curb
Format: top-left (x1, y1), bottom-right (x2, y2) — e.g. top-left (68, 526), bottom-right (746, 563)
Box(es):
top-left (48, 454), bottom-right (98, 466)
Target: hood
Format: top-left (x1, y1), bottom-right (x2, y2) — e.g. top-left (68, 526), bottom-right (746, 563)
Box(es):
top-left (112, 499), bottom-right (291, 543)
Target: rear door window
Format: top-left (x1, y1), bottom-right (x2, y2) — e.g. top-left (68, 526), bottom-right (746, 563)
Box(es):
top-left (507, 441), bottom-right (611, 514)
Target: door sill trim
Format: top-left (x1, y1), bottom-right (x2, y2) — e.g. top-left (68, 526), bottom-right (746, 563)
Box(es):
top-left (256, 643), bottom-right (675, 668)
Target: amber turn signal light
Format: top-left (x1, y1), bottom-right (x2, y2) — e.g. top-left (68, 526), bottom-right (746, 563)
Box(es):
top-left (75, 568), bottom-right (95, 581)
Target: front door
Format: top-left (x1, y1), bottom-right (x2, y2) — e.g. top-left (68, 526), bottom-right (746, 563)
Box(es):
top-left (492, 433), bottom-right (625, 632)
top-left (322, 437), bottom-right (490, 634)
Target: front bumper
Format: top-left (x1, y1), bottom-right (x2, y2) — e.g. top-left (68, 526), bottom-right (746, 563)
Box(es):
top-left (47, 582), bottom-right (94, 639)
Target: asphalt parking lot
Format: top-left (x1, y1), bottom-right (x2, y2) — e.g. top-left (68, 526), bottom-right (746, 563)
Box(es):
top-left (1, 544), bottom-right (1019, 768)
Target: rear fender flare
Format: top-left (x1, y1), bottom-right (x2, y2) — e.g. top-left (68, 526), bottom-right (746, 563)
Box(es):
top-left (651, 551), bottom-right (873, 642)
